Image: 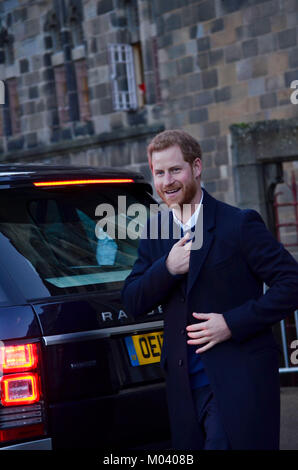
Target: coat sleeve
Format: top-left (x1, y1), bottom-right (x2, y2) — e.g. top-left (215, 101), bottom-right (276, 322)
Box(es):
top-left (121, 231), bottom-right (183, 319)
top-left (222, 209), bottom-right (298, 342)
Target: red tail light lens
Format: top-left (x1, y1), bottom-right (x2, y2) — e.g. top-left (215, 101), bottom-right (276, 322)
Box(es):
top-left (0, 343), bottom-right (38, 372)
top-left (0, 373), bottom-right (40, 406)
top-left (0, 423), bottom-right (45, 443)
top-left (33, 178), bottom-right (134, 187)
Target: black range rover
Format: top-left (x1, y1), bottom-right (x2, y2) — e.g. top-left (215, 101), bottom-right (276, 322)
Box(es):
top-left (0, 164), bottom-right (170, 450)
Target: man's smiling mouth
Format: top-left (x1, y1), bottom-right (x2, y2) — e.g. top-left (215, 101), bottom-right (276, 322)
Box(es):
top-left (165, 188), bottom-right (181, 194)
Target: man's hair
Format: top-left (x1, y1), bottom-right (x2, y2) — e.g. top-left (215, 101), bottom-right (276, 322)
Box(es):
top-left (147, 129), bottom-right (202, 166)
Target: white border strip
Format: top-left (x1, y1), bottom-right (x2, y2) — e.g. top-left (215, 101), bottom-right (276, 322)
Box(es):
top-left (43, 320), bottom-right (164, 346)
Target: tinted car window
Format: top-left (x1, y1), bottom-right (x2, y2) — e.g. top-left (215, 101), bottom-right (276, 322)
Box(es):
top-left (0, 185), bottom-right (152, 299)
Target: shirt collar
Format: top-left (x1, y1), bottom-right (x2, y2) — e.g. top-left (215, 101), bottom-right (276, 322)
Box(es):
top-left (172, 189), bottom-right (204, 231)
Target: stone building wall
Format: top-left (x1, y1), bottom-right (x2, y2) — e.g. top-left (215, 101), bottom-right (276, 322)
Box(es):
top-left (0, 0), bottom-right (297, 211)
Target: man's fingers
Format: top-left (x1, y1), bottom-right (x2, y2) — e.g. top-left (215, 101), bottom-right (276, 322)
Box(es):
top-left (195, 341), bottom-right (215, 354)
top-left (192, 312), bottom-right (212, 319)
top-left (186, 320), bottom-right (209, 332)
top-left (187, 330), bottom-right (208, 339)
top-left (187, 336), bottom-right (211, 345)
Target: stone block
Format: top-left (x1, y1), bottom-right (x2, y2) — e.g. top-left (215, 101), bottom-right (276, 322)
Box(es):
top-left (247, 17), bottom-right (271, 37)
top-left (192, 0), bottom-right (216, 22)
top-left (284, 68), bottom-right (298, 87)
top-left (201, 121), bottom-right (220, 138)
top-left (189, 107), bottom-right (208, 123)
top-left (201, 69), bottom-right (218, 89)
top-left (197, 36), bottom-right (210, 52)
top-left (289, 47), bottom-right (298, 68)
top-left (267, 52), bottom-right (289, 75)
top-left (197, 52), bottom-right (209, 70)
top-left (214, 86), bottom-right (231, 102)
top-left (167, 43), bottom-right (186, 60)
top-left (236, 57), bottom-right (268, 81)
top-left (193, 90), bottom-right (214, 108)
top-left (271, 14), bottom-right (288, 32)
top-left (278, 28), bottom-right (297, 49)
top-left (218, 63), bottom-right (237, 86)
top-left (181, 5), bottom-right (195, 28)
top-left (170, 76), bottom-right (189, 96)
top-left (258, 33), bottom-right (278, 54)
top-left (19, 59), bottom-right (29, 74)
top-left (260, 92), bottom-right (278, 109)
top-left (127, 109), bottom-right (148, 127)
top-left (214, 151), bottom-right (229, 166)
top-left (248, 77), bottom-right (265, 96)
top-left (200, 138), bottom-right (216, 153)
top-left (177, 56), bottom-right (194, 75)
top-left (265, 75), bottom-right (284, 92)
top-left (210, 18), bottom-right (224, 34)
top-left (157, 33), bottom-right (173, 49)
top-left (97, 0), bottom-right (114, 15)
top-left (209, 49), bottom-right (224, 66)
top-left (168, 111), bottom-right (187, 128)
top-left (187, 72), bottom-right (202, 93)
top-left (24, 19), bottom-right (40, 39)
top-left (211, 27), bottom-right (236, 48)
top-left (7, 136), bottom-right (25, 152)
top-left (94, 83), bottom-right (109, 100)
top-left (164, 13), bottom-right (182, 33)
top-left (190, 23), bottom-right (205, 40)
top-left (24, 71), bottom-right (40, 87)
top-left (224, 43), bottom-right (242, 63)
top-left (29, 86), bottom-right (38, 99)
top-left (202, 166), bottom-right (220, 181)
top-left (160, 60), bottom-right (178, 80)
top-left (26, 132), bottom-right (38, 148)
top-left (100, 97), bottom-right (113, 114)
top-left (242, 39), bottom-right (258, 58)
top-left (44, 35), bottom-right (53, 50)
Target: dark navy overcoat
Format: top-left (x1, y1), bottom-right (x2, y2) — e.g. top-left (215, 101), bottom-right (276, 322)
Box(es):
top-left (122, 190), bottom-right (298, 450)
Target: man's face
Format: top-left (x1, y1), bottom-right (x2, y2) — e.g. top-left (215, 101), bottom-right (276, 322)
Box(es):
top-left (151, 145), bottom-right (202, 208)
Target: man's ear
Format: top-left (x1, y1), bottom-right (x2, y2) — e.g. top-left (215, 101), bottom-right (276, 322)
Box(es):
top-left (192, 158), bottom-right (202, 179)
top-left (148, 156), bottom-right (153, 173)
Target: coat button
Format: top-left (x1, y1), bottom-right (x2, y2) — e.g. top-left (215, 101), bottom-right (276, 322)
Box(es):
top-left (180, 296), bottom-right (185, 302)
top-left (178, 359), bottom-right (183, 366)
top-left (181, 329), bottom-right (185, 335)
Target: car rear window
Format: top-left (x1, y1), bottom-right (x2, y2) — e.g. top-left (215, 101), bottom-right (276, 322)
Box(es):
top-left (0, 184), bottom-right (152, 299)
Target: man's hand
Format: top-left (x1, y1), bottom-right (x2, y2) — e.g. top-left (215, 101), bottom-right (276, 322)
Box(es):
top-left (166, 232), bottom-right (191, 275)
top-left (186, 312), bottom-right (232, 353)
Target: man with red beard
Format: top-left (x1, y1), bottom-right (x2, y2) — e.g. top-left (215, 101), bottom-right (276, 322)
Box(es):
top-left (122, 129), bottom-right (298, 450)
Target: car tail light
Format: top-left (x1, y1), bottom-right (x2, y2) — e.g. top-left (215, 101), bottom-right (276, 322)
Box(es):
top-left (1, 373), bottom-right (40, 406)
top-left (33, 178), bottom-right (134, 187)
top-left (0, 344), bottom-right (38, 373)
top-left (0, 341), bottom-right (46, 444)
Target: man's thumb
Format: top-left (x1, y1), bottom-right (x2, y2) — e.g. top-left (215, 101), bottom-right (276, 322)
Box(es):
top-left (177, 232), bottom-right (190, 246)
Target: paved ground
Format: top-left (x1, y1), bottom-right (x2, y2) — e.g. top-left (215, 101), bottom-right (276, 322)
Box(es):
top-left (280, 387), bottom-right (298, 449)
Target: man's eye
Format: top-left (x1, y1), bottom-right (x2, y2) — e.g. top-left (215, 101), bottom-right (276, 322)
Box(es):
top-left (172, 168), bottom-right (180, 172)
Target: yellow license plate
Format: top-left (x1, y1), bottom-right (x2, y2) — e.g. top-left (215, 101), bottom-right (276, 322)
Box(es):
top-left (125, 331), bottom-right (163, 366)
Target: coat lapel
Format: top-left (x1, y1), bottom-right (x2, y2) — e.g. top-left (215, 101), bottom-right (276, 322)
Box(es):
top-left (186, 190), bottom-right (216, 296)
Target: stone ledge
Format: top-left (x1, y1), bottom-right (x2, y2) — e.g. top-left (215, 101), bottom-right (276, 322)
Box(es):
top-left (0, 123), bottom-right (165, 163)
top-left (230, 117), bottom-right (298, 163)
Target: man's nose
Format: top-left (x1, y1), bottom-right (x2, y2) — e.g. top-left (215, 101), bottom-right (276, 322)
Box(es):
top-left (164, 172), bottom-right (174, 186)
